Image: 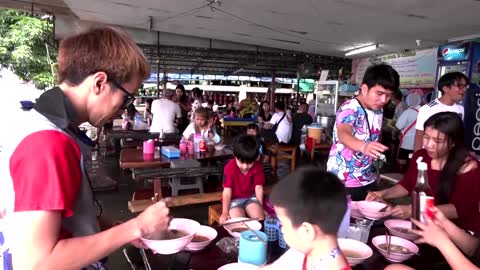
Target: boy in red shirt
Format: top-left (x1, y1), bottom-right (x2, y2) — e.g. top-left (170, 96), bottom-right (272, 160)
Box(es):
top-left (262, 167), bottom-right (351, 270)
top-left (220, 135), bottom-right (265, 224)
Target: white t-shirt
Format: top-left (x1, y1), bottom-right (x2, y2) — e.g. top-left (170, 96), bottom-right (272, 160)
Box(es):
top-left (149, 98), bottom-right (181, 133)
top-left (415, 99), bottom-right (464, 131)
top-left (395, 106), bottom-right (420, 150)
top-left (270, 112), bottom-right (292, 144)
top-left (182, 123), bottom-right (221, 143)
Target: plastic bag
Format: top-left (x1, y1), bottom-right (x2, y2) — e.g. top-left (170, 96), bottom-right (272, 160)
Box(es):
top-left (216, 237), bottom-right (239, 254)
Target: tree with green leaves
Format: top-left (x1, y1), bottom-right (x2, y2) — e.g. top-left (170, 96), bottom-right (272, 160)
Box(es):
top-left (0, 9), bottom-right (57, 89)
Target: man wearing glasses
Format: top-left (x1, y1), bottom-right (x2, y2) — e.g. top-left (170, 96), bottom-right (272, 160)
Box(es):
top-left (413, 72), bottom-right (468, 151)
top-left (0, 27), bottom-right (170, 270)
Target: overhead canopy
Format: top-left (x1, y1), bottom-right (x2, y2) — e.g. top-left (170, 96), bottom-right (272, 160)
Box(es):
top-left (2, 0), bottom-right (480, 77)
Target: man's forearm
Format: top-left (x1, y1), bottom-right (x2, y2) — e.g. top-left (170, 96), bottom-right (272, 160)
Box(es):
top-left (25, 219), bottom-right (141, 270)
top-left (338, 131), bottom-right (366, 153)
top-left (413, 130), bottom-right (423, 151)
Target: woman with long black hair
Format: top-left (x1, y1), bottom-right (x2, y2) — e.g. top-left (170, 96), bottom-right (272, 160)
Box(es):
top-left (366, 112), bottom-right (480, 232)
top-left (174, 84), bottom-right (191, 133)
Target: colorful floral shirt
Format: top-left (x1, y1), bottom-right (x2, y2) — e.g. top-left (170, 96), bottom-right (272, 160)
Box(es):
top-left (327, 99), bottom-right (383, 187)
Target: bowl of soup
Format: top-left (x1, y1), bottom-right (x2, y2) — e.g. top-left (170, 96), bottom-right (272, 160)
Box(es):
top-left (141, 218), bottom-right (201, 254)
top-left (223, 217), bottom-right (262, 238)
top-left (185, 225), bottom-right (218, 252)
top-left (357, 201), bottom-right (388, 220)
top-left (372, 235), bottom-right (419, 262)
top-left (384, 219), bottom-right (419, 241)
top-left (338, 238), bottom-right (373, 266)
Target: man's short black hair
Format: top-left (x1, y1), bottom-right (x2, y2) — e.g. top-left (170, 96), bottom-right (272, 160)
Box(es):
top-left (246, 123), bottom-right (259, 131)
top-left (233, 135), bottom-right (260, 163)
top-left (362, 63), bottom-right (400, 94)
top-left (437, 72), bottom-right (468, 94)
top-left (270, 167), bottom-right (347, 235)
top-left (274, 101), bottom-right (285, 111)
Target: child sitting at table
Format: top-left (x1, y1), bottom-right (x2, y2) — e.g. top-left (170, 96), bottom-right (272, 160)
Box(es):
top-left (220, 135), bottom-right (265, 224)
top-left (246, 123), bottom-right (270, 163)
top-left (183, 107), bottom-right (221, 143)
top-left (262, 167), bottom-right (351, 270)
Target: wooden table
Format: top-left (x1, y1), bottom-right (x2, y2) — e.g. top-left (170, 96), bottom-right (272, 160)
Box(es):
top-left (110, 128), bottom-right (156, 154)
top-left (120, 148), bottom-right (233, 200)
top-left (124, 223), bottom-right (447, 270)
top-left (120, 148), bottom-right (233, 170)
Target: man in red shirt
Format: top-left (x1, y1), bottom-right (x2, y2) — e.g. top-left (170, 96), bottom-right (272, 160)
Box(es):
top-left (220, 135), bottom-right (265, 224)
top-left (1, 27), bottom-right (170, 270)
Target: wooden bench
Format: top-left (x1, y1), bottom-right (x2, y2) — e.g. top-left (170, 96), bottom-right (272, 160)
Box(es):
top-left (128, 185), bottom-right (273, 214)
top-left (207, 186), bottom-right (273, 225)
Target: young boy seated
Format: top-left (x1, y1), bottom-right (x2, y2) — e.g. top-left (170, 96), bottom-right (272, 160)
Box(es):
top-left (246, 123), bottom-right (270, 163)
top-left (262, 167), bottom-right (351, 270)
top-left (220, 135), bottom-right (265, 224)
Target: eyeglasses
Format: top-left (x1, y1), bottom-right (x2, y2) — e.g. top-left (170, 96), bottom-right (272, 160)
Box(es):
top-left (111, 80), bottom-right (136, 109)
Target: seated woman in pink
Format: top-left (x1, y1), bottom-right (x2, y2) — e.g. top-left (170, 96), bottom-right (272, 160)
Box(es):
top-left (366, 112), bottom-right (480, 233)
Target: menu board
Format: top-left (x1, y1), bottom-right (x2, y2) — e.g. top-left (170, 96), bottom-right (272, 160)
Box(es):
top-left (352, 48), bottom-right (437, 88)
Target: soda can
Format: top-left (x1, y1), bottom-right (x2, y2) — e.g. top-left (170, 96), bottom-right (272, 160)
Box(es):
top-left (420, 195), bottom-right (435, 223)
top-left (199, 138), bottom-right (207, 152)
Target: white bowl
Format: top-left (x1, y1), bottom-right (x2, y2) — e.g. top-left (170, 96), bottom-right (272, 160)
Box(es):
top-left (350, 201), bottom-right (363, 219)
top-left (338, 238), bottom-right (373, 266)
top-left (357, 201), bottom-right (388, 220)
top-left (223, 217), bottom-right (262, 238)
top-left (372, 235), bottom-right (419, 263)
top-left (141, 218), bottom-right (201, 254)
top-left (185, 225), bottom-right (218, 252)
top-left (384, 219), bottom-right (419, 241)
top-left (218, 263), bottom-right (259, 270)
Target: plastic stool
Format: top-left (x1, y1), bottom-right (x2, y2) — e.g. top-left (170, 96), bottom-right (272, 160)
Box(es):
top-left (169, 177), bottom-right (204, 196)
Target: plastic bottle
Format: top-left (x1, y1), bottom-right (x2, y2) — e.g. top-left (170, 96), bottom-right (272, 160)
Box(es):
top-left (194, 133), bottom-right (201, 152)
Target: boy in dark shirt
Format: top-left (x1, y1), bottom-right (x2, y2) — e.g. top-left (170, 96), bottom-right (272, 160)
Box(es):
top-left (262, 168), bottom-right (351, 270)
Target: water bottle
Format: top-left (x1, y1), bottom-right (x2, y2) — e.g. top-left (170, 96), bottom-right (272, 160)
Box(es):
top-left (133, 114), bottom-right (143, 130)
top-left (194, 134), bottom-right (201, 152)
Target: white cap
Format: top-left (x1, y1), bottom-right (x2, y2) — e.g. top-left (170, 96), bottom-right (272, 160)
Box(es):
top-left (416, 156), bottom-right (427, 170)
top-left (417, 162), bottom-right (427, 171)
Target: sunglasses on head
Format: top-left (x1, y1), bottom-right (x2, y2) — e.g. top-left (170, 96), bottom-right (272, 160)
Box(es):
top-left (110, 80), bottom-right (136, 109)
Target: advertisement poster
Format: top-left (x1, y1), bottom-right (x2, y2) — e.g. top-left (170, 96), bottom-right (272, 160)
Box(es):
top-left (352, 48), bottom-right (437, 88)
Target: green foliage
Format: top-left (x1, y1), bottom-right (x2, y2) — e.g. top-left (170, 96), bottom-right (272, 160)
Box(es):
top-left (0, 9), bottom-right (56, 89)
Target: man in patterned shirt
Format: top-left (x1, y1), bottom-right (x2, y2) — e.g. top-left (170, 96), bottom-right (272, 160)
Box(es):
top-left (327, 64), bottom-right (400, 200)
